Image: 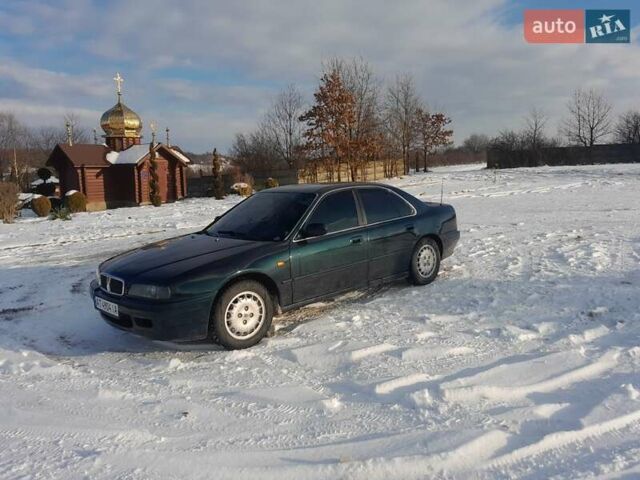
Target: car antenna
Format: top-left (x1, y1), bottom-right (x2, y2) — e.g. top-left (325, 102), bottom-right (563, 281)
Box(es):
top-left (440, 178), bottom-right (444, 205)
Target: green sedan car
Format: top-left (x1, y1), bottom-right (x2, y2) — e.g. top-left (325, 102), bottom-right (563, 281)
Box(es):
top-left (91, 183), bottom-right (459, 349)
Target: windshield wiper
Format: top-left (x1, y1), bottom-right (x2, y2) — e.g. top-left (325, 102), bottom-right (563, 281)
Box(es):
top-left (217, 230), bottom-right (246, 239)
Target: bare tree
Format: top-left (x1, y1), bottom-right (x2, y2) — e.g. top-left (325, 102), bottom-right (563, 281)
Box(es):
top-left (385, 74), bottom-right (420, 175)
top-left (490, 129), bottom-right (527, 151)
top-left (524, 107), bottom-right (548, 149)
top-left (230, 128), bottom-right (280, 173)
top-left (0, 112), bottom-right (29, 186)
top-left (0, 111), bottom-right (90, 187)
top-left (263, 84), bottom-right (305, 169)
top-left (232, 85), bottom-right (304, 177)
top-left (62, 113), bottom-right (89, 145)
top-left (561, 89), bottom-right (612, 147)
top-left (461, 134), bottom-right (490, 153)
top-left (614, 110), bottom-right (640, 144)
top-left (30, 124), bottom-right (88, 154)
top-left (21, 115), bottom-right (90, 171)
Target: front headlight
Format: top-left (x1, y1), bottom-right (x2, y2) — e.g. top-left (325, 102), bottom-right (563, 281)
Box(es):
top-left (128, 284), bottom-right (171, 300)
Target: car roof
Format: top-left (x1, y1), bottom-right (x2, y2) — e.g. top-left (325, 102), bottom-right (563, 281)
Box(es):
top-left (264, 183), bottom-right (392, 194)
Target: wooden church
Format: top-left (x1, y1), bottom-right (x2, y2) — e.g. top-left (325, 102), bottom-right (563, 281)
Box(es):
top-left (47, 73), bottom-right (190, 211)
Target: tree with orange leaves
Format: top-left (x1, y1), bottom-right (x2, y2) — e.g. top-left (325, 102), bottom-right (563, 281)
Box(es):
top-left (414, 108), bottom-right (453, 173)
top-left (299, 69), bottom-right (359, 182)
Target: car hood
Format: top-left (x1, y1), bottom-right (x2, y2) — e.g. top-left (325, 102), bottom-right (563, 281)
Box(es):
top-left (101, 233), bottom-right (254, 279)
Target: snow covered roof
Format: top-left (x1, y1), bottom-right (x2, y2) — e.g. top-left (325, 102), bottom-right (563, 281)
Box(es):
top-left (105, 144), bottom-right (190, 165)
top-left (167, 147), bottom-right (190, 164)
top-left (31, 176), bottom-right (59, 186)
top-left (106, 144), bottom-right (149, 165)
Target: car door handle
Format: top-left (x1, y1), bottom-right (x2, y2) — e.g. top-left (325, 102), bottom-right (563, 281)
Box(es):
top-left (350, 236), bottom-right (363, 244)
top-left (405, 224), bottom-right (415, 232)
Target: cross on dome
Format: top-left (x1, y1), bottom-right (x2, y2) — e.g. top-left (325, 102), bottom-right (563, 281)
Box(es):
top-left (113, 72), bottom-right (124, 96)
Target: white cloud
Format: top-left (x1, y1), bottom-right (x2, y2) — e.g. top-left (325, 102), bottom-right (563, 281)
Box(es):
top-left (0, 98), bottom-right (100, 128)
top-left (157, 79), bottom-right (273, 111)
top-left (0, 60), bottom-right (111, 100)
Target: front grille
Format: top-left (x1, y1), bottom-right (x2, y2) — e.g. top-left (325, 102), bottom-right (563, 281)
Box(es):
top-left (100, 274), bottom-right (125, 296)
top-left (109, 278), bottom-right (124, 295)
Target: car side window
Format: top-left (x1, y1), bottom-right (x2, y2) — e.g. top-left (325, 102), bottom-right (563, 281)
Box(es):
top-left (305, 190), bottom-right (359, 235)
top-left (358, 188), bottom-right (414, 224)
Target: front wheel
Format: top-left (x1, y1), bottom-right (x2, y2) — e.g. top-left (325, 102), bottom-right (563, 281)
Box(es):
top-left (211, 280), bottom-right (273, 349)
top-left (409, 237), bottom-right (441, 285)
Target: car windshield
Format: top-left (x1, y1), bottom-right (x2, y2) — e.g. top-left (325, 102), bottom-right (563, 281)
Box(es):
top-left (205, 191), bottom-right (316, 242)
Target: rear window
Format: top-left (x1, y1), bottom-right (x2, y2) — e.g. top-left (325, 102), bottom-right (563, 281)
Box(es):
top-left (358, 188), bottom-right (413, 224)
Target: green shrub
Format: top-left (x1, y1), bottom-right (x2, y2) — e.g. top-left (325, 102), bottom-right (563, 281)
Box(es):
top-left (36, 181), bottom-right (56, 197)
top-left (0, 181), bottom-right (20, 224)
top-left (49, 207), bottom-right (71, 221)
top-left (49, 197), bottom-right (63, 210)
top-left (212, 148), bottom-right (225, 199)
top-left (35, 168), bottom-right (56, 196)
top-left (149, 145), bottom-right (162, 207)
top-left (37, 167), bottom-right (52, 182)
top-left (65, 191), bottom-right (87, 213)
top-left (31, 195), bottom-right (52, 217)
top-left (265, 177), bottom-right (279, 189)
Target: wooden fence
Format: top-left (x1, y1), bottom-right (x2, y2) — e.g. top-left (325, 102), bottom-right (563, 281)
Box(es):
top-left (298, 151), bottom-right (486, 183)
top-left (298, 158), bottom-right (404, 184)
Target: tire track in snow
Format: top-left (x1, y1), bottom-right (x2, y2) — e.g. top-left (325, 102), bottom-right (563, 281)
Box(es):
top-left (442, 349), bottom-right (619, 403)
top-left (374, 373), bottom-right (432, 395)
top-left (433, 429), bottom-right (511, 472)
top-left (482, 409), bottom-right (640, 470)
top-left (350, 343), bottom-right (397, 361)
top-left (359, 430), bottom-right (512, 478)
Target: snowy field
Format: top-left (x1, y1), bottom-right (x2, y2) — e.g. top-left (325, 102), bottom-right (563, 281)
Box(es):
top-left (1, 163), bottom-right (640, 479)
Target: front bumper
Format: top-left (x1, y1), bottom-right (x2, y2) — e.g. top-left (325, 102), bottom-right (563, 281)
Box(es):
top-left (441, 230), bottom-right (460, 259)
top-left (90, 280), bottom-right (213, 342)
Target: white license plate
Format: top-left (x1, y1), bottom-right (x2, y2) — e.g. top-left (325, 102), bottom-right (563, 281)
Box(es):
top-left (95, 297), bottom-right (119, 317)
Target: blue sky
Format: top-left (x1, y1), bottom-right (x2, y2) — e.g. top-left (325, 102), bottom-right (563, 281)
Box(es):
top-left (1, 0), bottom-right (638, 152)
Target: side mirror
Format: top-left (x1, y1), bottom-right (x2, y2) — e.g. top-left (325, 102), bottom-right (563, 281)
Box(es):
top-left (302, 223), bottom-right (327, 238)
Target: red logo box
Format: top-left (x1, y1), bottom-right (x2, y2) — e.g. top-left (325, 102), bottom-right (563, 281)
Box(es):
top-left (524, 10), bottom-right (585, 43)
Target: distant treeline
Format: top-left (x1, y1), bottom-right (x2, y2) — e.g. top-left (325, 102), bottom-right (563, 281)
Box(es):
top-left (488, 143), bottom-right (640, 169)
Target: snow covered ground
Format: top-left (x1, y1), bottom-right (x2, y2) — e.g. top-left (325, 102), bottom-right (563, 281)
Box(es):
top-left (1, 163), bottom-right (639, 479)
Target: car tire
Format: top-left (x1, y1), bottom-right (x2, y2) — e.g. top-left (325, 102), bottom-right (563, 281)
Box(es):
top-left (409, 237), bottom-right (441, 285)
top-left (211, 280), bottom-right (274, 350)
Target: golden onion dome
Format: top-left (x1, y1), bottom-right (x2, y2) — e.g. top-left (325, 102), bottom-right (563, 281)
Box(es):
top-left (100, 96), bottom-right (142, 138)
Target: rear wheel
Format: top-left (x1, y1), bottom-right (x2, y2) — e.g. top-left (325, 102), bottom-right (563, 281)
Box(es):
top-left (409, 237), bottom-right (441, 285)
top-left (211, 280), bottom-right (273, 349)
